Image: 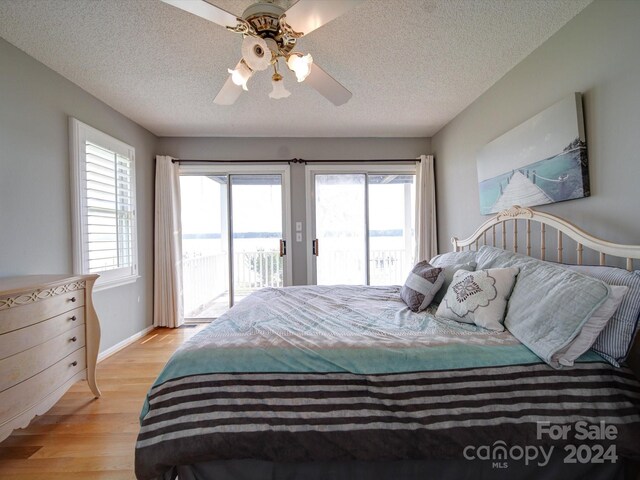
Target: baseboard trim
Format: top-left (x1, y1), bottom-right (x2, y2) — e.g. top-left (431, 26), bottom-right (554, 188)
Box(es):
top-left (98, 325), bottom-right (155, 363)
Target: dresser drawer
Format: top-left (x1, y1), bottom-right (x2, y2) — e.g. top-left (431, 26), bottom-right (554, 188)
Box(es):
top-left (0, 325), bottom-right (86, 392)
top-left (0, 288), bottom-right (85, 335)
top-left (0, 307), bottom-right (85, 361)
top-left (0, 348), bottom-right (86, 424)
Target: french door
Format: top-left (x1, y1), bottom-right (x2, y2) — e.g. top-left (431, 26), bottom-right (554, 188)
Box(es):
top-left (306, 165), bottom-right (417, 286)
top-left (179, 165), bottom-right (291, 320)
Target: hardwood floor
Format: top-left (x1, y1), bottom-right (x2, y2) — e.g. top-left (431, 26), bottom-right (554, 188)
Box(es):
top-left (0, 325), bottom-right (205, 479)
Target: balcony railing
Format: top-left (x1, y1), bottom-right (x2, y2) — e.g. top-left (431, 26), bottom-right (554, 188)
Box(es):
top-left (182, 249), bottom-right (408, 318)
top-left (369, 249), bottom-right (407, 286)
top-left (182, 253), bottom-right (229, 318)
top-left (182, 251), bottom-right (283, 318)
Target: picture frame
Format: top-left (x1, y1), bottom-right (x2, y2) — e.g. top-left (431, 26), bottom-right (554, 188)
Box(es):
top-left (477, 93), bottom-right (589, 215)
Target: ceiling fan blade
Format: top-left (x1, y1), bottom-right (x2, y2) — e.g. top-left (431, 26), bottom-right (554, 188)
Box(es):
top-left (214, 77), bottom-right (243, 105)
top-left (213, 76), bottom-right (243, 105)
top-left (283, 0), bottom-right (364, 37)
top-left (160, 0), bottom-right (238, 29)
top-left (304, 63), bottom-right (352, 106)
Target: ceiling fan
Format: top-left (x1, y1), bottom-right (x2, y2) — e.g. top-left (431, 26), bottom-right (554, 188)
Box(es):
top-left (160, 0), bottom-right (363, 106)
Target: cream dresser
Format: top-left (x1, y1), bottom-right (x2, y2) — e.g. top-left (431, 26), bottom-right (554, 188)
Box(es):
top-left (0, 274), bottom-right (101, 442)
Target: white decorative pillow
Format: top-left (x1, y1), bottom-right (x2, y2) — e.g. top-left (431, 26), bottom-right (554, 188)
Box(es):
top-left (436, 267), bottom-right (520, 331)
top-left (432, 262), bottom-right (477, 305)
top-left (552, 285), bottom-right (629, 367)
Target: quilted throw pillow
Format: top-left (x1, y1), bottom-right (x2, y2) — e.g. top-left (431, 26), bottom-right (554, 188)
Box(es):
top-left (400, 261), bottom-right (444, 312)
top-left (474, 246), bottom-right (611, 366)
top-left (436, 267), bottom-right (520, 331)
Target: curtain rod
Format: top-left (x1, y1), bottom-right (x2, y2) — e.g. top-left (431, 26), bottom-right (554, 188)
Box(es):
top-left (171, 158), bottom-right (419, 164)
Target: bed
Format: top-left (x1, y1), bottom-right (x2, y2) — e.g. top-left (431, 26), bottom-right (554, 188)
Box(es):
top-left (136, 206), bottom-right (640, 480)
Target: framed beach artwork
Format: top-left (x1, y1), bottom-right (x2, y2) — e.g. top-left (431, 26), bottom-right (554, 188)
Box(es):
top-left (477, 93), bottom-right (589, 215)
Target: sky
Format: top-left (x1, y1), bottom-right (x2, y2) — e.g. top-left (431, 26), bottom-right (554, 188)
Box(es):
top-left (180, 176), bottom-right (282, 235)
top-left (180, 174), bottom-right (414, 236)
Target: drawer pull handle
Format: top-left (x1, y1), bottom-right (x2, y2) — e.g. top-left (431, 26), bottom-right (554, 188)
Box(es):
top-left (70, 315), bottom-right (77, 321)
top-left (70, 297), bottom-right (77, 303)
top-left (71, 361), bottom-right (78, 367)
top-left (70, 336), bottom-right (77, 342)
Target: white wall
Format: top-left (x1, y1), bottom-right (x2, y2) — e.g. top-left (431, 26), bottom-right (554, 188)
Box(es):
top-left (158, 137), bottom-right (431, 284)
top-left (432, 0), bottom-right (640, 252)
top-left (0, 38), bottom-right (157, 351)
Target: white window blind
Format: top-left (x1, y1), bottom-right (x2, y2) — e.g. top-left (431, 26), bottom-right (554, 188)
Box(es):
top-left (70, 118), bottom-right (138, 290)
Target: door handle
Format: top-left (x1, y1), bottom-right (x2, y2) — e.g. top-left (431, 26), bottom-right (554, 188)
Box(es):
top-left (312, 239), bottom-right (319, 256)
top-left (279, 239), bottom-right (286, 257)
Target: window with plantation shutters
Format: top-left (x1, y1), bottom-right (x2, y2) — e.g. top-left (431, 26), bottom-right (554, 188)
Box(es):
top-left (70, 118), bottom-right (138, 290)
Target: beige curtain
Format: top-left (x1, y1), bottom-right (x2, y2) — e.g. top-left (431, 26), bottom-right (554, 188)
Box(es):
top-left (153, 155), bottom-right (183, 328)
top-left (415, 154), bottom-right (438, 262)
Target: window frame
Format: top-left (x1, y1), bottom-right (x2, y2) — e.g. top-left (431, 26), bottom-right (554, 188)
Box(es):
top-left (69, 117), bottom-right (139, 291)
top-left (179, 163), bottom-right (293, 300)
top-left (304, 163), bottom-right (418, 285)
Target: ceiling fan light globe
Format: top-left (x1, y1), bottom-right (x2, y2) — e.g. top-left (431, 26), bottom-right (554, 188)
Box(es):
top-left (287, 53), bottom-right (313, 82)
top-left (241, 36), bottom-right (271, 71)
top-left (269, 77), bottom-right (291, 99)
top-left (227, 63), bottom-right (251, 91)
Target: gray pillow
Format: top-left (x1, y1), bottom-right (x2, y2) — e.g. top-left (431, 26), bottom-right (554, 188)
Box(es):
top-left (400, 261), bottom-right (444, 312)
top-left (432, 262), bottom-right (477, 304)
top-left (430, 250), bottom-right (478, 268)
top-left (474, 246), bottom-right (610, 368)
top-left (564, 265), bottom-right (640, 366)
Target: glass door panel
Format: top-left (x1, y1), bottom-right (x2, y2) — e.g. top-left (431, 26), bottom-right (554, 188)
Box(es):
top-left (368, 174), bottom-right (416, 285)
top-left (180, 175), bottom-right (230, 320)
top-left (314, 174), bottom-right (366, 285)
top-left (231, 174), bottom-right (284, 304)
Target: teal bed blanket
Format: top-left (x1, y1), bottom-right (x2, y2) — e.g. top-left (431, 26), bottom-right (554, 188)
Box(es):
top-left (146, 285), bottom-right (587, 390)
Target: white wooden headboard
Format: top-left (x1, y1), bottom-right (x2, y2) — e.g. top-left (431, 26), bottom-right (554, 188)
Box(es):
top-left (451, 206), bottom-right (640, 271)
top-left (450, 205), bottom-right (640, 374)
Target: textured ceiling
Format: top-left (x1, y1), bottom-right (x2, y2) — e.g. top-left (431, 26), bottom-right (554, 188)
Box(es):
top-left (0, 0), bottom-right (592, 137)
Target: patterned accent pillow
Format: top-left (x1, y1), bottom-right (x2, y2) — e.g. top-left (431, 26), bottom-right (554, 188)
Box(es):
top-left (432, 262), bottom-right (477, 305)
top-left (400, 261), bottom-right (444, 312)
top-left (436, 267), bottom-right (520, 331)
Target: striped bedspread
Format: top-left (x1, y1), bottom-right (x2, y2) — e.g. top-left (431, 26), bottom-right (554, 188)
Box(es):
top-left (135, 286), bottom-right (640, 480)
